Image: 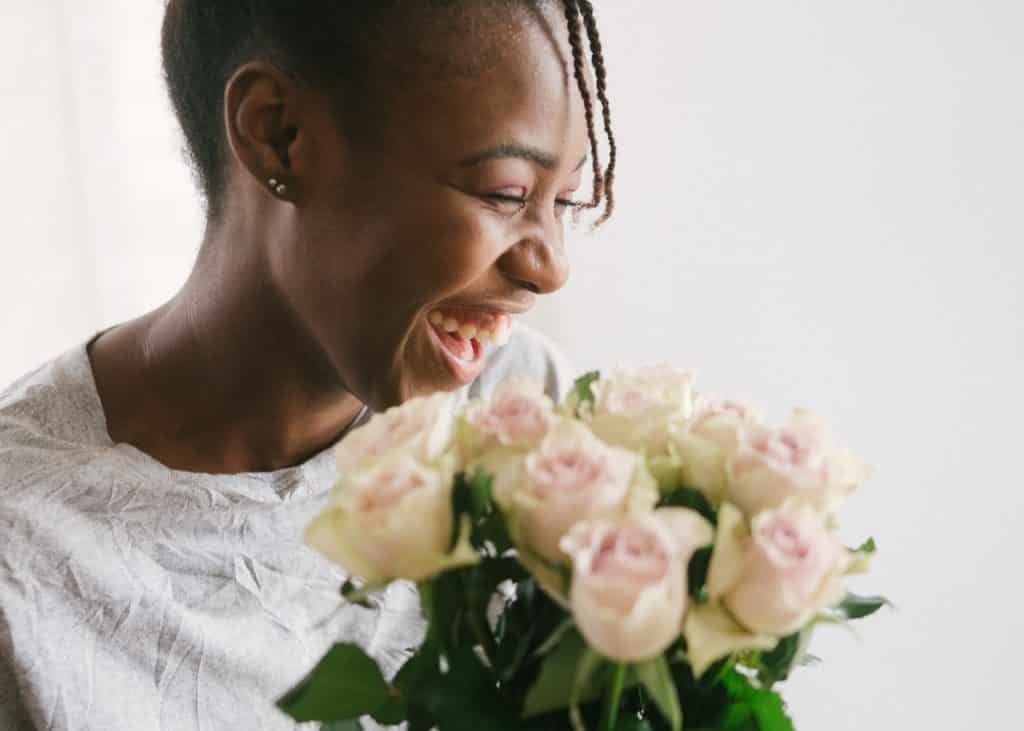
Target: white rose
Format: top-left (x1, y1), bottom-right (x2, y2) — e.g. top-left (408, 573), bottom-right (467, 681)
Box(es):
top-left (560, 509), bottom-right (713, 661)
top-left (511, 420), bottom-right (658, 566)
top-left (671, 395), bottom-right (762, 501)
top-left (334, 392), bottom-right (456, 474)
top-left (304, 452), bottom-right (476, 583)
top-left (460, 378), bottom-right (554, 458)
top-left (725, 408), bottom-right (872, 517)
top-left (710, 501), bottom-right (849, 634)
top-left (682, 502), bottom-right (849, 675)
top-left (586, 364), bottom-right (696, 455)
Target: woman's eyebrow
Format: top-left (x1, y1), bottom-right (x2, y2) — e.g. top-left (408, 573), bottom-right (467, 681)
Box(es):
top-left (460, 143), bottom-right (588, 172)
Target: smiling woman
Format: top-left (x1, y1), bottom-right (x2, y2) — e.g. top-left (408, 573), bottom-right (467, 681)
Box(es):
top-left (0, 1), bottom-right (615, 730)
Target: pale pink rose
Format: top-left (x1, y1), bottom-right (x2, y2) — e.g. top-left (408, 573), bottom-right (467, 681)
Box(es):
top-left (334, 392), bottom-right (455, 473)
top-left (560, 509), bottom-right (713, 661)
top-left (513, 420), bottom-right (657, 564)
top-left (708, 502), bottom-right (848, 636)
top-left (587, 364), bottom-right (697, 454)
top-left (725, 409), bottom-right (870, 516)
top-left (464, 378), bottom-right (553, 453)
top-left (305, 452), bottom-right (476, 583)
top-left (672, 395), bottom-right (762, 500)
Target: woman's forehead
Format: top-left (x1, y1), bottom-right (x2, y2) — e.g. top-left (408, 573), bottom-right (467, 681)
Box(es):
top-left (361, 2), bottom-right (588, 168)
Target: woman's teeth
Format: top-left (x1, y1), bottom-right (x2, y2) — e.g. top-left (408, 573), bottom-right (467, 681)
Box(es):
top-left (428, 310), bottom-right (511, 347)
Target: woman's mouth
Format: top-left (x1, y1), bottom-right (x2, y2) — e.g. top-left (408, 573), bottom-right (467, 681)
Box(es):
top-left (426, 307), bottom-right (512, 386)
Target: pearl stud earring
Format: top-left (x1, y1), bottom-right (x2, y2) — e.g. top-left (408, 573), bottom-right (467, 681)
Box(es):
top-left (268, 178), bottom-right (288, 196)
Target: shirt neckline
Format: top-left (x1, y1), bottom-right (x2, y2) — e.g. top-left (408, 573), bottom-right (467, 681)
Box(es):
top-left (68, 331), bottom-right (364, 482)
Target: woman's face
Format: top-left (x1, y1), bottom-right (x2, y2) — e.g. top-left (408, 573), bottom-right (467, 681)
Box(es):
top-left (273, 4), bottom-right (591, 410)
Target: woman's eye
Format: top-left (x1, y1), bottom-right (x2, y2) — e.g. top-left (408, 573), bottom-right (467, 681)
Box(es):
top-left (555, 197), bottom-right (583, 217)
top-left (485, 192), bottom-right (528, 212)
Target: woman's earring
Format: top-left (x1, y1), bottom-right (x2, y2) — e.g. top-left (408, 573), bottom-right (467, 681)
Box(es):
top-left (268, 178), bottom-right (288, 197)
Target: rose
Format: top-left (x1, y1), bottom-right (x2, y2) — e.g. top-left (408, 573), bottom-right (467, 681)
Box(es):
top-left (509, 420), bottom-right (659, 567)
top-left (304, 452), bottom-right (475, 583)
top-left (671, 395), bottom-right (762, 501)
top-left (711, 501), bottom-right (849, 635)
top-left (334, 392), bottom-right (456, 474)
top-left (560, 509), bottom-right (713, 661)
top-left (460, 378), bottom-right (554, 457)
top-left (725, 408), bottom-right (872, 517)
top-left (585, 364), bottom-right (696, 454)
top-left (682, 501), bottom-right (850, 675)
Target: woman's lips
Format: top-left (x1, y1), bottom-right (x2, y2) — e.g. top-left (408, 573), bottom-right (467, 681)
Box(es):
top-left (426, 308), bottom-right (512, 386)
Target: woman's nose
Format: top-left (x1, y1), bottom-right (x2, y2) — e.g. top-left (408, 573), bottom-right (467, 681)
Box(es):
top-left (496, 220), bottom-right (570, 295)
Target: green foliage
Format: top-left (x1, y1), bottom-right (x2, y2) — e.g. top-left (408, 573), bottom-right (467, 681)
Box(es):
top-left (634, 657), bottom-right (682, 731)
top-left (751, 632), bottom-right (803, 689)
top-left (833, 592), bottom-right (891, 620)
top-left (451, 470), bottom-right (514, 555)
top-left (719, 671), bottom-right (795, 731)
top-left (494, 579), bottom-right (565, 691)
top-left (523, 628), bottom-right (605, 718)
top-left (277, 643), bottom-right (397, 723)
top-left (320, 721), bottom-right (362, 731)
top-left (416, 645), bottom-right (519, 730)
top-left (853, 537), bottom-right (877, 554)
top-left (686, 547), bottom-right (713, 603)
top-left (568, 371), bottom-right (602, 417)
top-left (657, 485), bottom-right (717, 524)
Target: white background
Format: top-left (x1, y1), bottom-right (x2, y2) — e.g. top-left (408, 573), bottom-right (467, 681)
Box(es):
top-left (2, 1), bottom-right (1022, 728)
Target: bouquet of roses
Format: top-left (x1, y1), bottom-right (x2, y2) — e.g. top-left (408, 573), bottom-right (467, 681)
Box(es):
top-left (278, 366), bottom-right (887, 730)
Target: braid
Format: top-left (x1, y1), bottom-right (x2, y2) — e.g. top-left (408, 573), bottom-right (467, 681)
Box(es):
top-left (577, 0), bottom-right (616, 224)
top-left (563, 0), bottom-right (605, 211)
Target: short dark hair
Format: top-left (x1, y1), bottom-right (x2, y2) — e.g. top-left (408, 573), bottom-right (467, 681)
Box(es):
top-left (161, 0), bottom-right (616, 222)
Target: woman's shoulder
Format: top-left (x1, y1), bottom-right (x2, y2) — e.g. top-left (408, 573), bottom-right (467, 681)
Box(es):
top-left (468, 322), bottom-right (575, 402)
top-left (0, 340), bottom-right (112, 492)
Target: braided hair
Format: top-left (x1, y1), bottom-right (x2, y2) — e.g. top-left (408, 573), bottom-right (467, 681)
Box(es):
top-left (162, 0), bottom-right (617, 224)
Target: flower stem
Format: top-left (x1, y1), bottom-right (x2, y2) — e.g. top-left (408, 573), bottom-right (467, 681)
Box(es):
top-left (468, 609), bottom-right (497, 667)
top-left (599, 663), bottom-right (627, 731)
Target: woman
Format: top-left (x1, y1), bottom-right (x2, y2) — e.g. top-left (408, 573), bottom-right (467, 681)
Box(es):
top-left (0, 1), bottom-right (616, 729)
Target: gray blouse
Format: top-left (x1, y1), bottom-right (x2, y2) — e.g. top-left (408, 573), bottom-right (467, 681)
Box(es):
top-left (0, 325), bottom-right (570, 730)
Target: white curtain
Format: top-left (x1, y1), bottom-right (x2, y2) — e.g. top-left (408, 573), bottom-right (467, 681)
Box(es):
top-left (1, 0), bottom-right (202, 385)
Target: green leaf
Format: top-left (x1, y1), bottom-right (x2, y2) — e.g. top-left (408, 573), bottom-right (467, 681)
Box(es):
top-left (833, 592), bottom-right (891, 620)
top-left (452, 470), bottom-right (515, 555)
top-left (321, 721), bottom-right (362, 731)
top-left (532, 618), bottom-right (577, 659)
top-left (416, 645), bottom-right (517, 730)
top-left (568, 371), bottom-right (601, 417)
top-left (687, 546), bottom-right (713, 603)
top-left (754, 632), bottom-right (799, 688)
top-left (523, 629), bottom-right (604, 718)
top-left (570, 645), bottom-right (606, 731)
top-left (657, 485), bottom-right (717, 524)
top-left (721, 670), bottom-right (795, 731)
top-left (633, 656), bottom-right (682, 731)
top-left (853, 537), bottom-right (877, 554)
top-left (277, 643), bottom-right (395, 723)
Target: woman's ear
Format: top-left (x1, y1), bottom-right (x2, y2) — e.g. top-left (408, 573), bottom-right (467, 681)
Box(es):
top-left (223, 62), bottom-right (304, 199)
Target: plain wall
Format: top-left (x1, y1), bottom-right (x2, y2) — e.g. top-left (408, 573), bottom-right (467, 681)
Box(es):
top-left (2, 1), bottom-right (1021, 728)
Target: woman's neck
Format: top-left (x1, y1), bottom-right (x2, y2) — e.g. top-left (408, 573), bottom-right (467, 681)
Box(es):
top-left (88, 222), bottom-right (364, 475)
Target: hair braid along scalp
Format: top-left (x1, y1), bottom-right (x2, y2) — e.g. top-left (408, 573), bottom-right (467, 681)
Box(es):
top-left (577, 0), bottom-right (616, 224)
top-left (161, 0), bottom-right (617, 224)
top-left (563, 0), bottom-right (604, 215)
